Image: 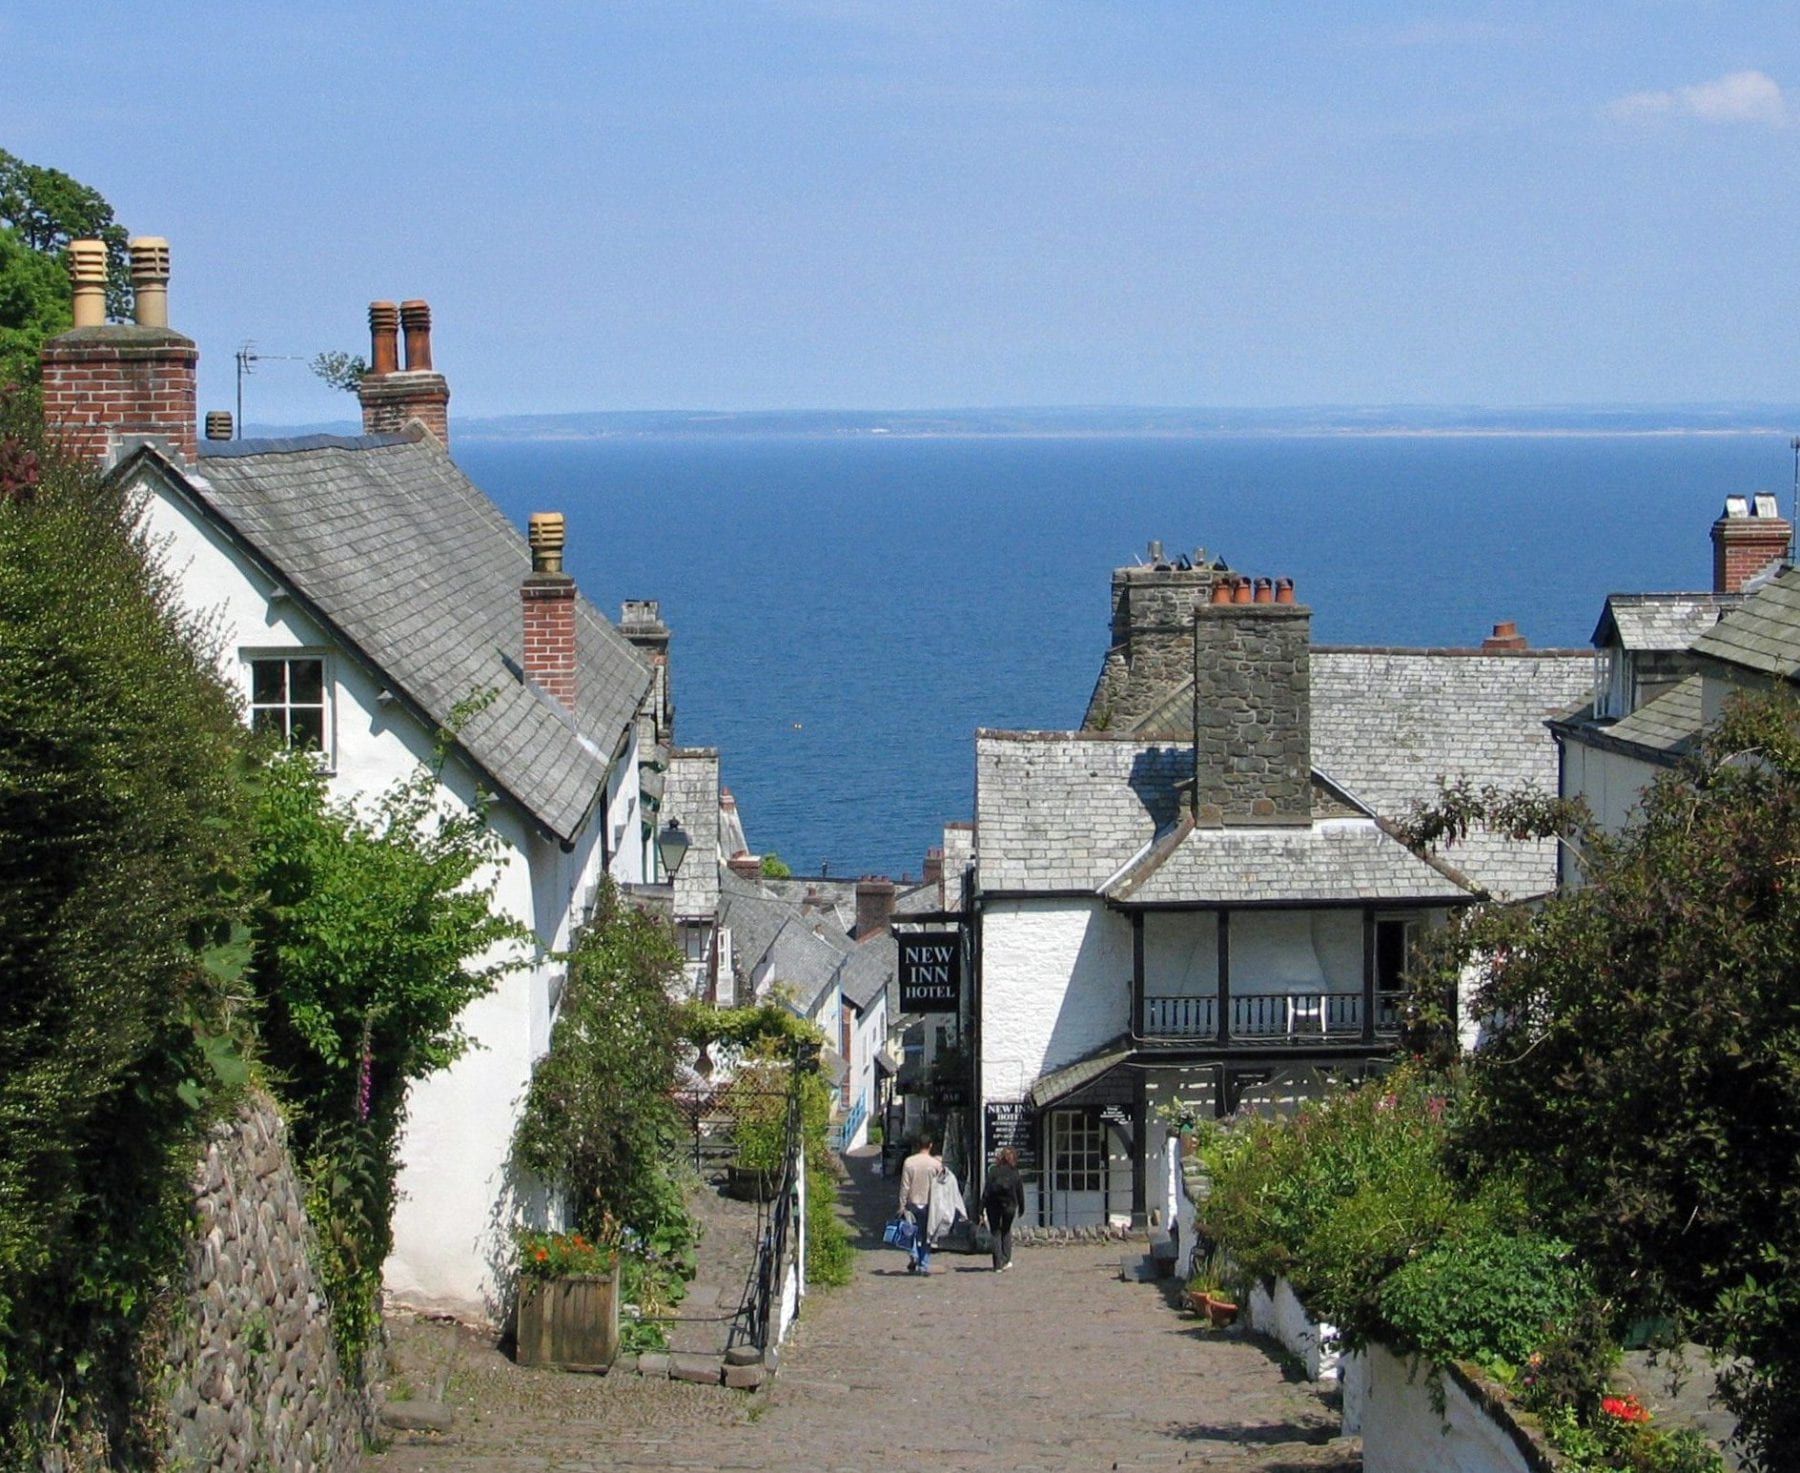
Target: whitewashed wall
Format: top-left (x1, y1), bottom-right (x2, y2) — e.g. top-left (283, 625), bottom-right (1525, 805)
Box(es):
top-left (1361, 1345), bottom-right (1538, 1473)
top-left (1558, 736), bottom-right (1662, 844)
top-left (980, 898), bottom-right (1131, 1098)
top-left (141, 466), bottom-right (624, 1321)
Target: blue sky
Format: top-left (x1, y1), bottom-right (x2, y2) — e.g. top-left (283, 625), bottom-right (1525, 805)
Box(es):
top-left (5, 2), bottom-right (1798, 421)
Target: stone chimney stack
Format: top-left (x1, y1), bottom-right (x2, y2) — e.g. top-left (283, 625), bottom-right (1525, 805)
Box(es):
top-left (522, 512), bottom-right (577, 711)
top-left (357, 298), bottom-right (450, 445)
top-left (620, 599), bottom-right (674, 742)
top-left (40, 236), bottom-right (197, 466)
top-left (727, 852), bottom-right (763, 882)
top-left (1482, 620), bottom-right (1529, 651)
top-left (1085, 544), bottom-right (1229, 730)
top-left (1712, 494), bottom-right (1791, 593)
top-left (1190, 581), bottom-right (1311, 826)
top-left (855, 876), bottom-right (897, 940)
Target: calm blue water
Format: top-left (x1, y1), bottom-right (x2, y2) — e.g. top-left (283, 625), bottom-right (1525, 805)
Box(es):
top-left (456, 433), bottom-right (1789, 879)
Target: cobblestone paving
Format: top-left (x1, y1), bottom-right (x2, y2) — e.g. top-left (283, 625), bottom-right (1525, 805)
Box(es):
top-left (366, 1149), bottom-right (1359, 1473)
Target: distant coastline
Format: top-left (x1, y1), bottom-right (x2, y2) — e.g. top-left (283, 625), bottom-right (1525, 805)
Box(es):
top-left (250, 404), bottom-right (1800, 442)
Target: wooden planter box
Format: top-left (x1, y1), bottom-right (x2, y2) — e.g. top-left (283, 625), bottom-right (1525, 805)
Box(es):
top-left (515, 1266), bottom-right (621, 1372)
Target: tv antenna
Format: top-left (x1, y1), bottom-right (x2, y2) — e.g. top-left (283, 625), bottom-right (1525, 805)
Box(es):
top-left (234, 342), bottom-right (307, 439)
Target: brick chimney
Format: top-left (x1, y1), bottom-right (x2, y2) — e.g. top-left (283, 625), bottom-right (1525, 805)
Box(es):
top-left (522, 512), bottom-right (577, 711)
top-left (727, 852), bottom-right (762, 881)
top-left (1482, 620), bottom-right (1529, 651)
top-left (357, 298), bottom-right (450, 445)
top-left (855, 876), bottom-right (897, 940)
top-left (922, 847), bottom-right (944, 888)
top-left (1190, 581), bottom-right (1311, 826)
top-left (40, 237), bottom-right (197, 466)
top-left (1712, 494), bottom-right (1791, 593)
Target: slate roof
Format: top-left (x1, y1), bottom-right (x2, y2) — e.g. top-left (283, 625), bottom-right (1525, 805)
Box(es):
top-left (975, 733), bottom-right (1191, 894)
top-left (1689, 566), bottom-right (1800, 683)
top-left (145, 431), bottom-right (652, 841)
top-left (1106, 817), bottom-right (1471, 906)
top-left (1597, 675), bottom-right (1705, 757)
top-left (758, 916), bottom-right (849, 1016)
top-left (1309, 651), bottom-right (1594, 900)
top-left (1592, 593), bottom-right (1741, 652)
top-left (837, 939), bottom-right (896, 1012)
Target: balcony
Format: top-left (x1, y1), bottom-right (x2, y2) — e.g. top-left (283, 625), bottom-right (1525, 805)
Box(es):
top-left (1143, 990), bottom-right (1404, 1044)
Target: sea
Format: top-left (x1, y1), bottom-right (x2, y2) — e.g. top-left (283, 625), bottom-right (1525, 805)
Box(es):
top-left (454, 431), bottom-right (1793, 880)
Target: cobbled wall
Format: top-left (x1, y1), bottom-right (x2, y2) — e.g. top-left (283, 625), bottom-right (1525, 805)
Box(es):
top-left (163, 1097), bottom-right (374, 1471)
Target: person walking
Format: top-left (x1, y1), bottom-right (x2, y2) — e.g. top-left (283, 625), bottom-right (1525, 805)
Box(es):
top-left (982, 1147), bottom-right (1026, 1271)
top-left (897, 1134), bottom-right (944, 1274)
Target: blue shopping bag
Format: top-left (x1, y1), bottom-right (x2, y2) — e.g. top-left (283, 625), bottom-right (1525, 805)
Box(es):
top-left (882, 1216), bottom-right (917, 1250)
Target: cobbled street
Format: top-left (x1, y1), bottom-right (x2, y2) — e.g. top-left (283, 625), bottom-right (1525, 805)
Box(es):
top-left (366, 1148), bottom-right (1359, 1473)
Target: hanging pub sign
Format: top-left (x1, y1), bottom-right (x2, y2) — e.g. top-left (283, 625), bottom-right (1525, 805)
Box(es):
top-left (897, 931), bottom-right (961, 1013)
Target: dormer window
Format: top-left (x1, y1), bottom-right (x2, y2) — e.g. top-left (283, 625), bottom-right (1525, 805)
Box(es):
top-left (248, 653), bottom-right (331, 762)
top-left (1600, 647), bottom-right (1635, 720)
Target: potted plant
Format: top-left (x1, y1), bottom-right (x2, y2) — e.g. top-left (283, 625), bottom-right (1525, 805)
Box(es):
top-left (514, 1227), bottom-right (622, 1371)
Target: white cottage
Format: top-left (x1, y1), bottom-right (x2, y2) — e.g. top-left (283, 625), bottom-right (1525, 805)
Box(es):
top-left (40, 239), bottom-right (675, 1320)
top-left (968, 549), bottom-right (1594, 1231)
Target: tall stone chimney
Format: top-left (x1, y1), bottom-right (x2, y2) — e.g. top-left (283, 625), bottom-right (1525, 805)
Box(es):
top-left (522, 512), bottom-right (577, 711)
top-left (1190, 586), bottom-right (1311, 825)
top-left (621, 599), bottom-right (673, 743)
top-left (40, 237), bottom-right (197, 466)
top-left (357, 298), bottom-right (450, 445)
top-left (1712, 494), bottom-right (1791, 593)
top-left (1084, 544), bottom-right (1228, 730)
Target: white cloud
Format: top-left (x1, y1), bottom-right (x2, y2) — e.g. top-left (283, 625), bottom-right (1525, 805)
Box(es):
top-left (1606, 69), bottom-right (1788, 128)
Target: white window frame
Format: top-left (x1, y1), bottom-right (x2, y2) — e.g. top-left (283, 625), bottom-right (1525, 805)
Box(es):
top-left (245, 650), bottom-right (334, 768)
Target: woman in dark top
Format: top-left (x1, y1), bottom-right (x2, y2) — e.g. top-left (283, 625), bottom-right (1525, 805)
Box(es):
top-left (982, 1147), bottom-right (1027, 1271)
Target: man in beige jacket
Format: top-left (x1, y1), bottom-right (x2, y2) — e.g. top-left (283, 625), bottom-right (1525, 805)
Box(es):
top-left (897, 1135), bottom-right (944, 1274)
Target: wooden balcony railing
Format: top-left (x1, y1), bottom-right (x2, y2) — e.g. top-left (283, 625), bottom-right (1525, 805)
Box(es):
top-left (1142, 990), bottom-right (1405, 1043)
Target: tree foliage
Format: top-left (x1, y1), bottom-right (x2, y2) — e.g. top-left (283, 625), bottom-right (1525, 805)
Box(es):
top-left (513, 881), bottom-right (687, 1238)
top-left (0, 150), bottom-right (132, 387)
top-left (310, 350), bottom-right (368, 395)
top-left (1410, 690), bottom-right (1800, 1469)
top-left (0, 387), bottom-right (249, 1461)
top-left (246, 739), bottom-right (526, 1368)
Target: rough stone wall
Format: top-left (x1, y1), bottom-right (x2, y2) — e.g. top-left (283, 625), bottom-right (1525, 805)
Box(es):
top-left (1192, 605), bottom-right (1311, 823)
top-left (163, 1098), bottom-right (373, 1471)
top-left (1083, 564), bottom-right (1221, 730)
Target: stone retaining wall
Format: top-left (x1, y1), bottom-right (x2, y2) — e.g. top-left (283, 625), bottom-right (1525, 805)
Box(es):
top-left (163, 1097), bottom-right (374, 1471)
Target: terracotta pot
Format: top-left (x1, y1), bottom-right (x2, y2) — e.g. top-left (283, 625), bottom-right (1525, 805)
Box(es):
top-left (1203, 1293), bottom-right (1239, 1328)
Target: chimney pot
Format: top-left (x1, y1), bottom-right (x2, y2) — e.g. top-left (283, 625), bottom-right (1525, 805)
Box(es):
top-left (400, 299), bottom-right (433, 371)
top-left (1275, 577), bottom-right (1295, 605)
top-left (367, 302), bottom-right (400, 376)
top-left (1713, 494), bottom-right (1793, 593)
top-left (1253, 576), bottom-right (1274, 604)
top-left (1482, 620), bottom-right (1529, 651)
top-left (128, 237), bottom-right (170, 328)
top-left (528, 511), bottom-right (567, 574)
top-left (68, 240), bottom-right (108, 328)
top-left (1210, 580), bottom-right (1233, 605)
top-left (204, 410), bottom-right (233, 441)
top-left (727, 852), bottom-right (762, 881)
top-left (1232, 577), bottom-right (1254, 605)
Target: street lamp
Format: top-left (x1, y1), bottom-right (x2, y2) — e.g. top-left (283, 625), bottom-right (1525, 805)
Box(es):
top-left (656, 817), bottom-right (691, 881)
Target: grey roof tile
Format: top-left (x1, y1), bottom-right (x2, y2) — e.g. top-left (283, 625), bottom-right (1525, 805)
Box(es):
top-left (1310, 651), bottom-right (1594, 900)
top-left (1108, 818), bottom-right (1470, 905)
top-left (168, 432), bottom-right (652, 840)
top-left (1592, 592), bottom-right (1743, 652)
top-left (1690, 568), bottom-right (1800, 681)
top-left (1599, 675), bottom-right (1705, 755)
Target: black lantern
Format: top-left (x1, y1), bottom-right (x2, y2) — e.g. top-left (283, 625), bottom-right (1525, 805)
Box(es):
top-left (656, 817), bottom-right (691, 880)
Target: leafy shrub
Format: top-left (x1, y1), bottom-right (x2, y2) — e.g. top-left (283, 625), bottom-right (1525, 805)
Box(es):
top-left (0, 389), bottom-right (250, 1461)
top-left (1194, 1066), bottom-right (1475, 1342)
top-left (248, 741), bottom-right (524, 1371)
top-left (1378, 1230), bottom-right (1588, 1371)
